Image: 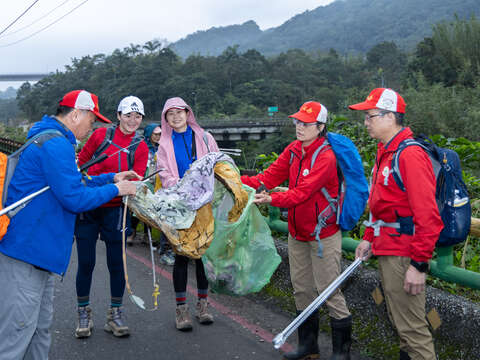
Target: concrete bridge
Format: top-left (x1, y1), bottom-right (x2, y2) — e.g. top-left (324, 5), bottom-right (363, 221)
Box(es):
top-left (130, 117), bottom-right (291, 144)
top-left (198, 118), bottom-right (289, 142)
top-left (0, 117), bottom-right (291, 154)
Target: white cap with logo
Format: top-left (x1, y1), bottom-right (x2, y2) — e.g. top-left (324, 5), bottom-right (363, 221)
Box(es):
top-left (117, 96), bottom-right (145, 116)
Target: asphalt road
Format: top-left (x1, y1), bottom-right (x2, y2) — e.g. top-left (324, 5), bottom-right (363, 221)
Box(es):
top-left (48, 241), bottom-right (370, 360)
top-left (49, 241), bottom-right (296, 360)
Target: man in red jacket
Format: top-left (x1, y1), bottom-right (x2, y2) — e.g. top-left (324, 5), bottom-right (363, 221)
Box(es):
top-left (242, 101), bottom-right (352, 360)
top-left (74, 95), bottom-right (149, 339)
top-left (351, 88), bottom-right (443, 360)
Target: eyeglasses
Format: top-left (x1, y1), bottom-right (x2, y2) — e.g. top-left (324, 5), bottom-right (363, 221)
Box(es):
top-left (292, 119), bottom-right (317, 127)
top-left (364, 111), bottom-right (389, 122)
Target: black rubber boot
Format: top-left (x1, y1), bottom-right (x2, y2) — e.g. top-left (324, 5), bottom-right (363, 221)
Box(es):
top-left (399, 350), bottom-right (411, 360)
top-left (283, 310), bottom-right (320, 360)
top-left (329, 315), bottom-right (352, 360)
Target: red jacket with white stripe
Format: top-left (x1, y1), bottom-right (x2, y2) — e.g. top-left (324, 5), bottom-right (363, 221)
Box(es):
top-left (241, 137), bottom-right (339, 241)
top-left (364, 127), bottom-right (443, 262)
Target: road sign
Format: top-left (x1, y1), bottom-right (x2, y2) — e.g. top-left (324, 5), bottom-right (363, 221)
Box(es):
top-left (268, 106), bottom-right (278, 113)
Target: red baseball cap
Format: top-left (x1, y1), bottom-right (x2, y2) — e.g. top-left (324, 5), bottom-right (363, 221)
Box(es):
top-left (289, 101), bottom-right (328, 123)
top-left (59, 90), bottom-right (111, 123)
top-left (348, 88), bottom-right (406, 114)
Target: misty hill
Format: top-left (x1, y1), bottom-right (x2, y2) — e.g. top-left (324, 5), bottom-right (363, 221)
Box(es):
top-left (170, 0), bottom-right (479, 57)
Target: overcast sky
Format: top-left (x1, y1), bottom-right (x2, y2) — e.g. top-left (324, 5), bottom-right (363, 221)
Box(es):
top-left (0, 0), bottom-right (334, 87)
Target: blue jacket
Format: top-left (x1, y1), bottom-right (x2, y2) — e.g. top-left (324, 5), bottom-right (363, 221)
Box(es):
top-left (0, 115), bottom-right (119, 275)
top-left (172, 125), bottom-right (195, 178)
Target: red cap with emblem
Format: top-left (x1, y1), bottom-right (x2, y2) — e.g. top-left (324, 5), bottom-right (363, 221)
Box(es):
top-left (289, 101), bottom-right (328, 123)
top-left (59, 90), bottom-right (111, 123)
top-left (348, 88), bottom-right (406, 114)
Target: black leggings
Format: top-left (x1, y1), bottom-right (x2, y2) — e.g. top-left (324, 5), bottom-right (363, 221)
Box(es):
top-left (173, 255), bottom-right (209, 292)
top-left (75, 207), bottom-right (128, 302)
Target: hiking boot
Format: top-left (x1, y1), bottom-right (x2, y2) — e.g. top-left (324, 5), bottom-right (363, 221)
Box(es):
top-left (159, 250), bottom-right (175, 266)
top-left (126, 232), bottom-right (135, 246)
top-left (104, 307), bottom-right (130, 337)
top-left (176, 304), bottom-right (193, 331)
top-left (75, 306), bottom-right (93, 338)
top-left (195, 298), bottom-right (214, 325)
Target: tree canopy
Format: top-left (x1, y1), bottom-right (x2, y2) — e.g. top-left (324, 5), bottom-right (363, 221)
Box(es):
top-left (7, 16), bottom-right (480, 144)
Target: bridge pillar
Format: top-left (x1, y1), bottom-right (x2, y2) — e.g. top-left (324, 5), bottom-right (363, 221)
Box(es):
top-left (222, 130), bottom-right (229, 141)
top-left (260, 130), bottom-right (266, 140)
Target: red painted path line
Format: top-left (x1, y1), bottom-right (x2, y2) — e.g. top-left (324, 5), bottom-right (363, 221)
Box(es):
top-left (127, 249), bottom-right (294, 353)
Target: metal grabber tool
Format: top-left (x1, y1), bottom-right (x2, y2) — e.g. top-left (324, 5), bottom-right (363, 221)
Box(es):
top-left (272, 257), bottom-right (363, 349)
top-left (121, 175), bottom-right (164, 311)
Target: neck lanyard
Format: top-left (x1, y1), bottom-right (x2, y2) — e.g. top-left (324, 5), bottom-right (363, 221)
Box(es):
top-left (181, 132), bottom-right (196, 162)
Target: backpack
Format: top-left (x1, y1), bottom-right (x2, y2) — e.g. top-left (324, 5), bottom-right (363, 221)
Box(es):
top-left (391, 135), bottom-right (471, 247)
top-left (91, 126), bottom-right (143, 170)
top-left (0, 130), bottom-right (63, 241)
top-left (290, 133), bottom-right (369, 243)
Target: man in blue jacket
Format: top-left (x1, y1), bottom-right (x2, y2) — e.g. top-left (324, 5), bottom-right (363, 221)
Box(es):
top-left (0, 90), bottom-right (139, 360)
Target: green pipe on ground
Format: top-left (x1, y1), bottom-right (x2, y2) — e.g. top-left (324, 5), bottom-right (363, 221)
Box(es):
top-left (266, 206), bottom-right (288, 233)
top-left (266, 206), bottom-right (480, 290)
top-left (430, 246), bottom-right (480, 290)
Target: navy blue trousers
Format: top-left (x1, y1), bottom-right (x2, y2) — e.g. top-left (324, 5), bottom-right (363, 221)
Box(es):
top-left (74, 206), bottom-right (131, 306)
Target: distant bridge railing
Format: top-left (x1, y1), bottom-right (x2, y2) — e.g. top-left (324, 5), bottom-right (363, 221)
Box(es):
top-left (0, 137), bottom-right (24, 154)
top-left (197, 117), bottom-right (291, 128)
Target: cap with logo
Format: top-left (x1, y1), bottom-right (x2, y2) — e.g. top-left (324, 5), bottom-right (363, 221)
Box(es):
top-left (348, 88), bottom-right (406, 114)
top-left (117, 96), bottom-right (145, 116)
top-left (289, 101), bottom-right (328, 123)
top-left (59, 90), bottom-right (111, 123)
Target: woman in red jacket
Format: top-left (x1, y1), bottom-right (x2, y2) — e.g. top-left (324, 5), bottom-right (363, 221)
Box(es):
top-left (74, 96), bottom-right (149, 339)
top-left (241, 102), bottom-right (352, 360)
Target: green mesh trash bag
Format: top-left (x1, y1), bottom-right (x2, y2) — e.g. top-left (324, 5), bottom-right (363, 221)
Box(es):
top-left (203, 181), bottom-right (281, 296)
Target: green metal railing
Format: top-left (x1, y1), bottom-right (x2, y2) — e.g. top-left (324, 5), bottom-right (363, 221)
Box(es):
top-left (265, 205), bottom-right (480, 290)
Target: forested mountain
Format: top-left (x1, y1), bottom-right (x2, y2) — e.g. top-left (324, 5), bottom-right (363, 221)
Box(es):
top-left (13, 16), bottom-right (480, 142)
top-left (171, 0), bottom-right (480, 58)
top-left (172, 20), bottom-right (264, 58)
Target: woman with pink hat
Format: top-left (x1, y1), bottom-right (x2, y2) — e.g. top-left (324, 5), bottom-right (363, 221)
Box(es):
top-left (156, 97), bottom-right (219, 331)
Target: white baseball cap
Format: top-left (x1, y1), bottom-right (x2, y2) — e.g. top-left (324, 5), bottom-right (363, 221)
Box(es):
top-left (117, 96), bottom-right (145, 116)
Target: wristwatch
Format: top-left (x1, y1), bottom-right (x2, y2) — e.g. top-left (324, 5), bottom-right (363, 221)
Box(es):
top-left (410, 260), bottom-right (429, 273)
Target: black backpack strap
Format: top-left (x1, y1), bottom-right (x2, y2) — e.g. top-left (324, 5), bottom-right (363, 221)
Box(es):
top-left (127, 132), bottom-right (143, 170)
top-left (190, 131), bottom-right (209, 160)
top-left (92, 126), bottom-right (115, 160)
top-left (391, 139), bottom-right (429, 191)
